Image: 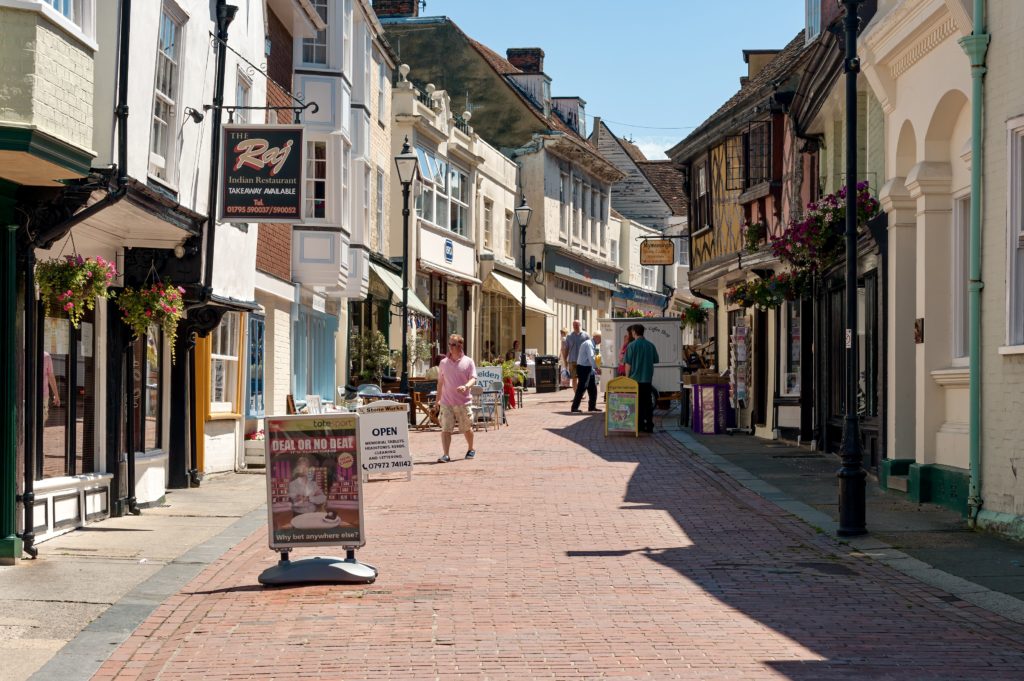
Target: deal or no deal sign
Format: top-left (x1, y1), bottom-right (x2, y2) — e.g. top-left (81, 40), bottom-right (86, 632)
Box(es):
top-left (357, 400), bottom-right (413, 480)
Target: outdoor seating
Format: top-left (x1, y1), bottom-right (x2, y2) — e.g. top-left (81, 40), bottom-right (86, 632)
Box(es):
top-left (470, 386), bottom-right (501, 431)
top-left (411, 390), bottom-right (439, 430)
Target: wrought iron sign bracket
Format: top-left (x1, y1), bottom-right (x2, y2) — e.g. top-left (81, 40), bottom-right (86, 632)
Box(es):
top-left (203, 101), bottom-right (319, 124)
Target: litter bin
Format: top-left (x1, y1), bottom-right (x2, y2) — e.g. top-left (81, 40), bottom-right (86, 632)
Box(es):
top-left (534, 355), bottom-right (559, 393)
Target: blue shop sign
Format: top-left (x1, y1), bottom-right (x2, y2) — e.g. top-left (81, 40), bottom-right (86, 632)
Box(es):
top-left (444, 238), bottom-right (454, 263)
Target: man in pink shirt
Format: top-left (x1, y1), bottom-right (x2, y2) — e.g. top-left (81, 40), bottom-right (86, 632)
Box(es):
top-left (436, 334), bottom-right (477, 463)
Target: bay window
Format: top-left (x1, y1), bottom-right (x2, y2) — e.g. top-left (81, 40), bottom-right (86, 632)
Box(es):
top-left (302, 0), bottom-right (328, 65)
top-left (412, 146), bottom-right (468, 237)
top-left (306, 141), bottom-right (327, 220)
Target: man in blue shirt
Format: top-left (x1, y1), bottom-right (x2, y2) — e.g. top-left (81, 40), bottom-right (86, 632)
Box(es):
top-left (570, 331), bottom-right (602, 413)
top-left (624, 324), bottom-right (659, 433)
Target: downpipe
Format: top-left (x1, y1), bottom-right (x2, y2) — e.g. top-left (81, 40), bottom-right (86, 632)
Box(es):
top-left (960, 0), bottom-right (989, 528)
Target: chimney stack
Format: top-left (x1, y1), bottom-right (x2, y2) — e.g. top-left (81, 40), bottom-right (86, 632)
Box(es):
top-left (506, 48), bottom-right (545, 74)
top-left (372, 0), bottom-right (419, 18)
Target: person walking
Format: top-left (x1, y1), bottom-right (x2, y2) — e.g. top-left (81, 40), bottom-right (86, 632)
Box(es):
top-left (436, 334), bottom-right (477, 463)
top-left (624, 324), bottom-right (659, 433)
top-left (563, 320), bottom-right (590, 393)
top-left (570, 331), bottom-right (602, 413)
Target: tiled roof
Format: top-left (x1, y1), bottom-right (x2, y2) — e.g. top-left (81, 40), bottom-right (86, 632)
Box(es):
top-left (618, 137), bottom-right (647, 163)
top-left (636, 161), bottom-right (687, 215)
top-left (467, 38), bottom-right (522, 76)
top-left (462, 32), bottom-right (585, 142)
top-left (671, 30), bottom-right (807, 157)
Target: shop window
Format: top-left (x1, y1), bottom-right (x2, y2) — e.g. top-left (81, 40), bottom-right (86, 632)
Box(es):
top-left (1008, 116), bottom-right (1024, 346)
top-left (136, 326), bottom-right (164, 452)
top-left (40, 310), bottom-right (97, 479)
top-left (246, 314), bottom-right (266, 419)
top-left (294, 308), bottom-right (338, 401)
top-left (210, 312), bottom-right (241, 414)
top-left (782, 302), bottom-right (801, 396)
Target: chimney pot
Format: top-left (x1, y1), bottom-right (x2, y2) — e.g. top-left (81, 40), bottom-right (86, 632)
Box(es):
top-left (372, 0), bottom-right (419, 18)
top-left (506, 48), bottom-right (545, 74)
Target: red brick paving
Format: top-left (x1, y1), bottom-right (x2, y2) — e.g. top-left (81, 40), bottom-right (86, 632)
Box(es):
top-left (94, 393), bottom-right (1024, 680)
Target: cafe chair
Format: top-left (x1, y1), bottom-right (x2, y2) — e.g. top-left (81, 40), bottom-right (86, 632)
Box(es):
top-left (470, 385), bottom-right (500, 432)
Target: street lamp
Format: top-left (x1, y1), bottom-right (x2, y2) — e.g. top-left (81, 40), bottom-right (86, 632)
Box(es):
top-left (515, 196), bottom-right (533, 370)
top-left (838, 0), bottom-right (866, 536)
top-left (394, 137), bottom-right (419, 395)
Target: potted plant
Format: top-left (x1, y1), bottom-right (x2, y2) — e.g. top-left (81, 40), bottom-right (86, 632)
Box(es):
top-left (35, 254), bottom-right (117, 328)
top-left (117, 283), bottom-right (185, 360)
top-left (744, 221), bottom-right (767, 253)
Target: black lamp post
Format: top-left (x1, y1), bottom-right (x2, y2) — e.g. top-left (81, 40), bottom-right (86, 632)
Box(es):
top-left (394, 138), bottom-right (419, 395)
top-left (515, 196), bottom-right (533, 370)
top-left (838, 0), bottom-right (867, 536)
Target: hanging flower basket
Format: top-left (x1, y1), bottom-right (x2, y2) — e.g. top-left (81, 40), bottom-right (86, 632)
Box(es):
top-left (35, 255), bottom-right (117, 328)
top-left (118, 283), bottom-right (185, 360)
top-left (770, 181), bottom-right (880, 273)
top-left (681, 302), bottom-right (709, 328)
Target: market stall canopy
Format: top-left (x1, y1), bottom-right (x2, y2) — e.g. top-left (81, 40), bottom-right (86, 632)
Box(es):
top-left (369, 263), bottom-right (432, 317)
top-left (486, 271), bottom-right (555, 316)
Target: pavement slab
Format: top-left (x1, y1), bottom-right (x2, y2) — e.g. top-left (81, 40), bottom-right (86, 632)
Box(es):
top-left (71, 391), bottom-right (1024, 680)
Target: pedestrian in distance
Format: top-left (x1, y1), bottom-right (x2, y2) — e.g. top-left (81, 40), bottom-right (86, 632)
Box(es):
top-left (571, 331), bottom-right (602, 413)
top-left (617, 328), bottom-right (635, 377)
top-left (624, 323), bottom-right (659, 433)
top-left (563, 320), bottom-right (590, 393)
top-left (436, 334), bottom-right (477, 463)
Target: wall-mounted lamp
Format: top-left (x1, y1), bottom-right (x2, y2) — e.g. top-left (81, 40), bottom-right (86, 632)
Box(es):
top-left (184, 107), bottom-right (205, 124)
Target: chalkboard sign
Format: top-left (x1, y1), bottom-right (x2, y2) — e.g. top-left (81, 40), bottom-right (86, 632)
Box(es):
top-left (605, 376), bottom-right (639, 437)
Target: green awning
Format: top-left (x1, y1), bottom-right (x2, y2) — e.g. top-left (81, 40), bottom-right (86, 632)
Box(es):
top-left (369, 263), bottom-right (432, 317)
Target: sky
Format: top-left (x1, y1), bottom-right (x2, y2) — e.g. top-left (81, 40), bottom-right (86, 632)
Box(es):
top-left (421, 0), bottom-right (806, 159)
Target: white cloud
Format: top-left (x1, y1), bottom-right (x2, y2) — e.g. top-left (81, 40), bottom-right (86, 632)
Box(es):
top-left (627, 136), bottom-right (678, 161)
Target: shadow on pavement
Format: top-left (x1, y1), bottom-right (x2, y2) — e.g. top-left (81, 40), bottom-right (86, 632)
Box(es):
top-left (545, 410), bottom-right (1024, 680)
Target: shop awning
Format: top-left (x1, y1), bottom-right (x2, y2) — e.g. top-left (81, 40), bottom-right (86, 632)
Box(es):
top-left (369, 263), bottom-right (432, 317)
top-left (486, 271), bottom-right (555, 316)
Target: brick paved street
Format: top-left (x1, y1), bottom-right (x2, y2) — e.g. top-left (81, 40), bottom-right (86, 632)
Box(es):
top-left (92, 393), bottom-right (1024, 680)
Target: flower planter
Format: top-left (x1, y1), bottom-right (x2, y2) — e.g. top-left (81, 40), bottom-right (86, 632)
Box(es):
top-left (244, 440), bottom-right (266, 467)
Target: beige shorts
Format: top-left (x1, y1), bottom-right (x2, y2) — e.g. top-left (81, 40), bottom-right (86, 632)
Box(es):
top-left (568, 362), bottom-right (578, 379)
top-left (439, 404), bottom-right (473, 434)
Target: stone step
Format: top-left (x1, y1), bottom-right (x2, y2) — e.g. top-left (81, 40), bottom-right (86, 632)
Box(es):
top-left (888, 474), bottom-right (909, 492)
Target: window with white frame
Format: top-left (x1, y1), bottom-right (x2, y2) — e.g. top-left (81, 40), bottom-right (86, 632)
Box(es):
top-left (150, 6), bottom-right (184, 182)
top-left (343, 0), bottom-right (353, 72)
top-left (573, 179), bottom-right (581, 240)
top-left (610, 235), bottom-right (619, 263)
top-left (376, 54), bottom-right (389, 124)
top-left (600, 193), bottom-right (608, 255)
top-left (805, 0), bottom-right (822, 43)
top-left (559, 172), bottom-right (569, 240)
top-left (1009, 119), bottom-right (1024, 346)
top-left (342, 143), bottom-right (352, 229)
top-left (306, 140), bottom-right (327, 220)
top-left (376, 168), bottom-right (385, 249)
top-left (483, 198), bottom-right (494, 250)
top-left (952, 194), bottom-right (970, 360)
top-left (449, 166), bottom-right (469, 235)
top-left (591, 188), bottom-right (599, 248)
top-left (413, 146), bottom-right (468, 237)
top-left (302, 0), bottom-right (328, 65)
top-left (210, 312), bottom-right (241, 414)
top-left (504, 210), bottom-right (513, 258)
top-left (642, 265), bottom-right (656, 290)
top-left (42, 0), bottom-right (94, 35)
top-left (363, 27), bottom-right (373, 106)
top-left (678, 236), bottom-right (690, 268)
top-left (234, 71), bottom-right (251, 124)
top-left (363, 165), bottom-right (372, 241)
top-left (585, 184), bottom-right (593, 245)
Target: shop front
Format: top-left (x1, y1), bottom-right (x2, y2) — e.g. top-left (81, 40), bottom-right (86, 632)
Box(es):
top-left (417, 227), bottom-right (479, 357)
top-left (542, 248), bottom-right (618, 351)
top-left (480, 267), bottom-right (555, 363)
top-left (611, 284), bottom-right (668, 319)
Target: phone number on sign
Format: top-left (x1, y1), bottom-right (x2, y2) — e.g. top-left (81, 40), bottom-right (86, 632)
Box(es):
top-left (363, 461), bottom-right (412, 470)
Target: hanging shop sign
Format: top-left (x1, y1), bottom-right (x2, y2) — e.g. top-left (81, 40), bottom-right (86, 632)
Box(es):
top-left (640, 239), bottom-right (676, 266)
top-left (357, 400), bottom-right (413, 480)
top-left (220, 124), bottom-right (304, 223)
top-left (264, 413), bottom-right (363, 550)
top-left (605, 376), bottom-right (639, 437)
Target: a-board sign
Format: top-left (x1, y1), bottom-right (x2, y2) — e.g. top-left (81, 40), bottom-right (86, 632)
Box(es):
top-left (264, 413), bottom-right (364, 550)
top-left (605, 376), bottom-right (639, 437)
top-left (220, 124), bottom-right (304, 223)
top-left (476, 365), bottom-right (503, 388)
top-left (640, 239), bottom-right (675, 266)
top-left (357, 400), bottom-right (412, 478)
